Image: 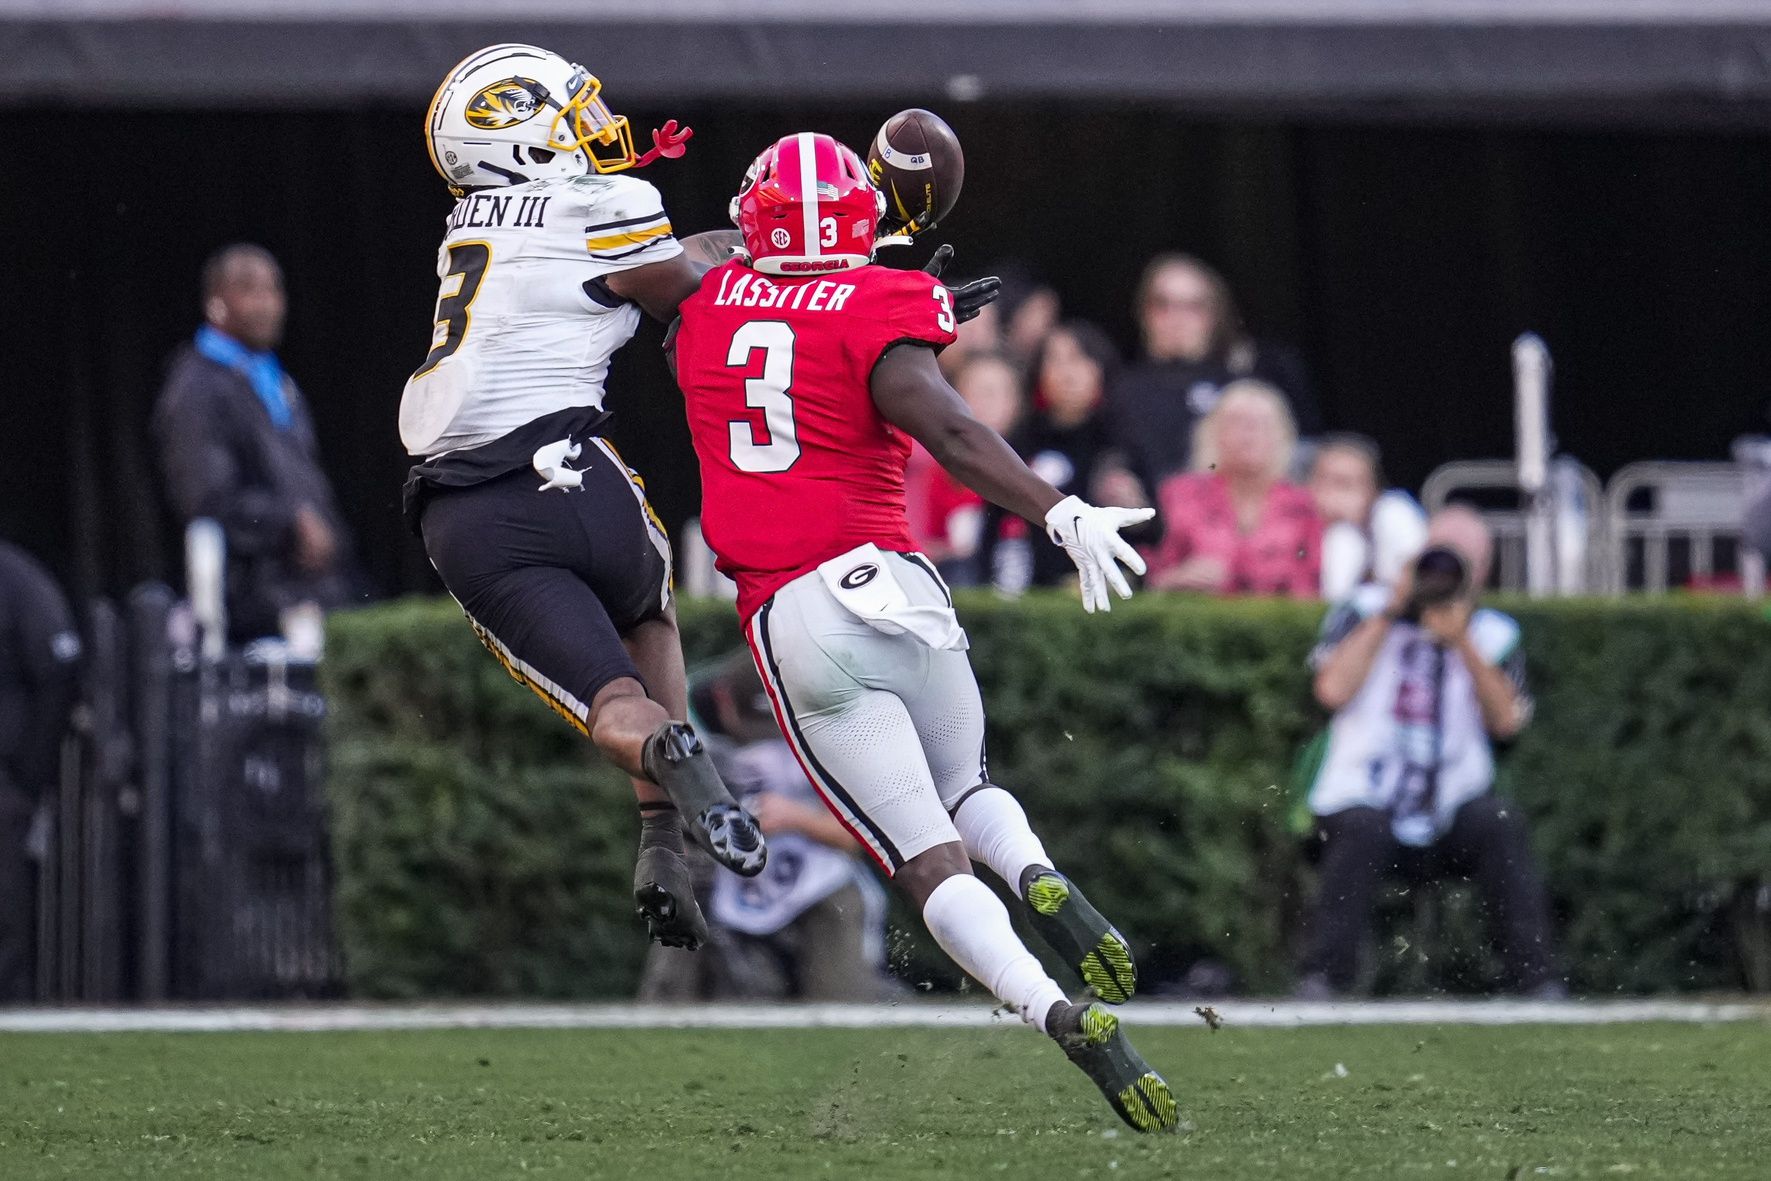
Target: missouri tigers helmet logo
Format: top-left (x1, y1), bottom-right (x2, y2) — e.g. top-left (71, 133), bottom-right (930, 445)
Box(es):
top-left (464, 78), bottom-right (545, 130)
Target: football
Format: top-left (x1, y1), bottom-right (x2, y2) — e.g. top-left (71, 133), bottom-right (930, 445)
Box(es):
top-left (867, 108), bottom-right (964, 237)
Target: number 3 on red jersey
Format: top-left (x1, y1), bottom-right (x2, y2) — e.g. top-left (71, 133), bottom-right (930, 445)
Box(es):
top-left (725, 320), bottom-right (800, 473)
top-left (723, 285), bottom-right (953, 474)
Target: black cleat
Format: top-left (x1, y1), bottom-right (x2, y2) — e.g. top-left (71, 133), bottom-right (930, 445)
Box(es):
top-left (1050, 1002), bottom-right (1179, 1134)
top-left (642, 723), bottom-right (767, 877)
top-left (1023, 869), bottom-right (1137, 1004)
top-left (633, 845), bottom-right (710, 950)
top-left (694, 802), bottom-right (767, 877)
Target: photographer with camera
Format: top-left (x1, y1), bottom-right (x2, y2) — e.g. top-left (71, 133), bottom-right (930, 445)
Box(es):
top-left (1295, 506), bottom-right (1563, 998)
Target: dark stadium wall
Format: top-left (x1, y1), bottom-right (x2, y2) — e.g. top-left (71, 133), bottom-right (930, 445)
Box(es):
top-left (5, 104), bottom-right (1771, 603)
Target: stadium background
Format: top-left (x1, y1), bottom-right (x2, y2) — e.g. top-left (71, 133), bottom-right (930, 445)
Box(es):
top-left (5, 6), bottom-right (1771, 1174)
top-left (7, 1), bottom-right (1771, 606)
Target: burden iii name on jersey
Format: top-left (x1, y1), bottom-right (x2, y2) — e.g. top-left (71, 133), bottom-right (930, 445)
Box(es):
top-left (398, 173), bottom-right (681, 458)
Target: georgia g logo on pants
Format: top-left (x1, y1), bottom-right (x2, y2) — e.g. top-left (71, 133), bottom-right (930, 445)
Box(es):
top-left (839, 564), bottom-right (878, 590)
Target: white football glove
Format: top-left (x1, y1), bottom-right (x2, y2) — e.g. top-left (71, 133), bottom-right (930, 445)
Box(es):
top-left (1043, 495), bottom-right (1156, 613)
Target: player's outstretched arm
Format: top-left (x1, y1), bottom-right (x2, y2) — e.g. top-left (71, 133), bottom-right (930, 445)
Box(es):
top-left (873, 343), bottom-right (1061, 524)
top-left (872, 344), bottom-right (1152, 611)
top-left (681, 230), bottom-right (742, 268)
top-left (603, 232), bottom-right (743, 324)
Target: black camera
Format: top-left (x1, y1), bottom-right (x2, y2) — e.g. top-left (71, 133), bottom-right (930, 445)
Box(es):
top-left (1400, 545), bottom-right (1471, 622)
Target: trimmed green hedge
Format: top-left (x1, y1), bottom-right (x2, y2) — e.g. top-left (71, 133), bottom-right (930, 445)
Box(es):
top-left (324, 594), bottom-right (1771, 998)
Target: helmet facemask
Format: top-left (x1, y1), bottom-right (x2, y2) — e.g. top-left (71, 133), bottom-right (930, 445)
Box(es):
top-left (552, 68), bottom-right (639, 174)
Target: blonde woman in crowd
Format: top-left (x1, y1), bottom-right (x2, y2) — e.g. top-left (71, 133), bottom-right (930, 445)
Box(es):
top-left (1147, 380), bottom-right (1322, 597)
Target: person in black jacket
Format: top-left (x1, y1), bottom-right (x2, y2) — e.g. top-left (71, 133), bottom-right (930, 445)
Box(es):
top-left (0, 541), bottom-right (82, 1002)
top-left (152, 244), bottom-right (352, 645)
top-left (1016, 322), bottom-right (1146, 589)
top-left (1107, 253), bottom-right (1319, 493)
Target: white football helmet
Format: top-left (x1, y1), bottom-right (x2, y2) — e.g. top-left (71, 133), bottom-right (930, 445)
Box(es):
top-left (425, 43), bottom-right (639, 194)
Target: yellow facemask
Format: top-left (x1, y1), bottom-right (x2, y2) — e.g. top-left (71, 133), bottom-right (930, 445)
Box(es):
top-left (552, 69), bottom-right (638, 174)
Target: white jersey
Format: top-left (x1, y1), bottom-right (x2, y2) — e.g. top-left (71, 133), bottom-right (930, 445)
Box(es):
top-left (1306, 584), bottom-right (1531, 845)
top-left (398, 172), bottom-right (682, 457)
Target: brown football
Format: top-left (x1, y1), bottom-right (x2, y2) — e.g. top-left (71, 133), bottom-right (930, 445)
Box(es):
top-left (866, 108), bottom-right (964, 236)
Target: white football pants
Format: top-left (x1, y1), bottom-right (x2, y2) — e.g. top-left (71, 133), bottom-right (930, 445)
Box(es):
top-left (745, 552), bottom-right (987, 873)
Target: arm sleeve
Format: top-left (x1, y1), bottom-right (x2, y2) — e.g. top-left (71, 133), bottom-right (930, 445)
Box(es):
top-left (3, 552), bottom-right (81, 791)
top-left (154, 378), bottom-right (297, 557)
top-left (579, 176), bottom-right (684, 275)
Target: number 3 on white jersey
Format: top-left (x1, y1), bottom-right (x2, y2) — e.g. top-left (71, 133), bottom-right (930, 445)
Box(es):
top-left (726, 320), bottom-right (801, 473)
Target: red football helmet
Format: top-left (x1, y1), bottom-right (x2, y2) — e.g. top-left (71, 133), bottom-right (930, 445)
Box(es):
top-left (730, 132), bottom-right (884, 276)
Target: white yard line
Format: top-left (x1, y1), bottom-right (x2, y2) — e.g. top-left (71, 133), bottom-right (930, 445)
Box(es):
top-left (0, 998), bottom-right (1765, 1034)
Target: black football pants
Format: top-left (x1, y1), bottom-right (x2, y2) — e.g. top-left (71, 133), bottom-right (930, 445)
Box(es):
top-left (1300, 796), bottom-right (1559, 992)
top-left (419, 446), bottom-right (672, 734)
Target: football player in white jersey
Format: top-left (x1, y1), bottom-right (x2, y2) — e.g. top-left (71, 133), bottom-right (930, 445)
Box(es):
top-left (400, 44), bottom-right (770, 951)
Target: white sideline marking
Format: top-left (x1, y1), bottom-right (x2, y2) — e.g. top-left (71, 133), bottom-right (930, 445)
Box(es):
top-left (0, 999), bottom-right (1765, 1034)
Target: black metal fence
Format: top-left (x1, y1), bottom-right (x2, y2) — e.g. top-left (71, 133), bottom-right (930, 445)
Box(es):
top-left (33, 584), bottom-right (340, 1002)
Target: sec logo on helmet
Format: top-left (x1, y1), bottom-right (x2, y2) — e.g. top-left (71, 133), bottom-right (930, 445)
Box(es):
top-left (770, 227), bottom-right (792, 248)
top-left (465, 79), bottom-right (544, 130)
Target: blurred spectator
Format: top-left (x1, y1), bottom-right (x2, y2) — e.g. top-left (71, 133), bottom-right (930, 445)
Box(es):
top-left (1108, 253), bottom-right (1319, 491)
top-left (639, 653), bottom-right (893, 1002)
top-left (1297, 507), bottom-right (1562, 998)
top-left (0, 541), bottom-right (81, 1002)
top-left (1015, 321), bottom-right (1146, 589)
top-left (907, 352), bottom-right (1025, 587)
top-left (994, 262), bottom-right (1062, 369)
top-left (1309, 433), bottom-right (1429, 601)
top-left (1147, 381), bottom-right (1321, 597)
top-left (152, 243), bottom-right (353, 648)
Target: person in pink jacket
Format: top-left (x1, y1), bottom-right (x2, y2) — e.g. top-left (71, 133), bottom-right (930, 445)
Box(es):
top-left (1148, 380), bottom-right (1322, 597)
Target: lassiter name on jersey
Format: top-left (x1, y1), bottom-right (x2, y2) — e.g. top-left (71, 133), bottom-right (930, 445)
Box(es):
top-left (398, 172), bottom-right (681, 457)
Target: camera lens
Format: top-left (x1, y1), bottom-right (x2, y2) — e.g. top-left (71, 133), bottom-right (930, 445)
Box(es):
top-left (1410, 545), bottom-right (1470, 609)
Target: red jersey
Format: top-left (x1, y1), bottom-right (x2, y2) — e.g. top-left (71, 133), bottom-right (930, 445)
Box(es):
top-left (674, 260), bottom-right (959, 619)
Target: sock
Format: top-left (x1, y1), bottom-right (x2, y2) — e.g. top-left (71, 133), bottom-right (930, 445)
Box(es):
top-left (637, 801), bottom-right (683, 854)
top-left (921, 874), bottom-right (1068, 1032)
top-left (952, 786), bottom-right (1053, 893)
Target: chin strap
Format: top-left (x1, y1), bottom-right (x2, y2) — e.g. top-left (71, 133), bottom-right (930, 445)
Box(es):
top-left (633, 120), bottom-right (694, 168)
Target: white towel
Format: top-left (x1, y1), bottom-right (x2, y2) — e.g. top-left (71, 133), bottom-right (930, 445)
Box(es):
top-left (817, 544), bottom-right (968, 651)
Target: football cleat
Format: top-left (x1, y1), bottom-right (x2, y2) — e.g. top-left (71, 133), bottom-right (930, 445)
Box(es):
top-left (642, 723), bottom-right (768, 877)
top-left (633, 845), bottom-right (709, 950)
top-left (1051, 1002), bottom-right (1180, 1134)
top-left (1023, 869), bottom-right (1138, 1004)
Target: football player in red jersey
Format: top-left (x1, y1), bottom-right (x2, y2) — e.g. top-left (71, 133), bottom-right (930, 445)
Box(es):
top-left (670, 133), bottom-right (1178, 1134)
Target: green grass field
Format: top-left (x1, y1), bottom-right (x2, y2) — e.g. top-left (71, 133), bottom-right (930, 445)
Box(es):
top-left (2, 1021), bottom-right (1767, 1179)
